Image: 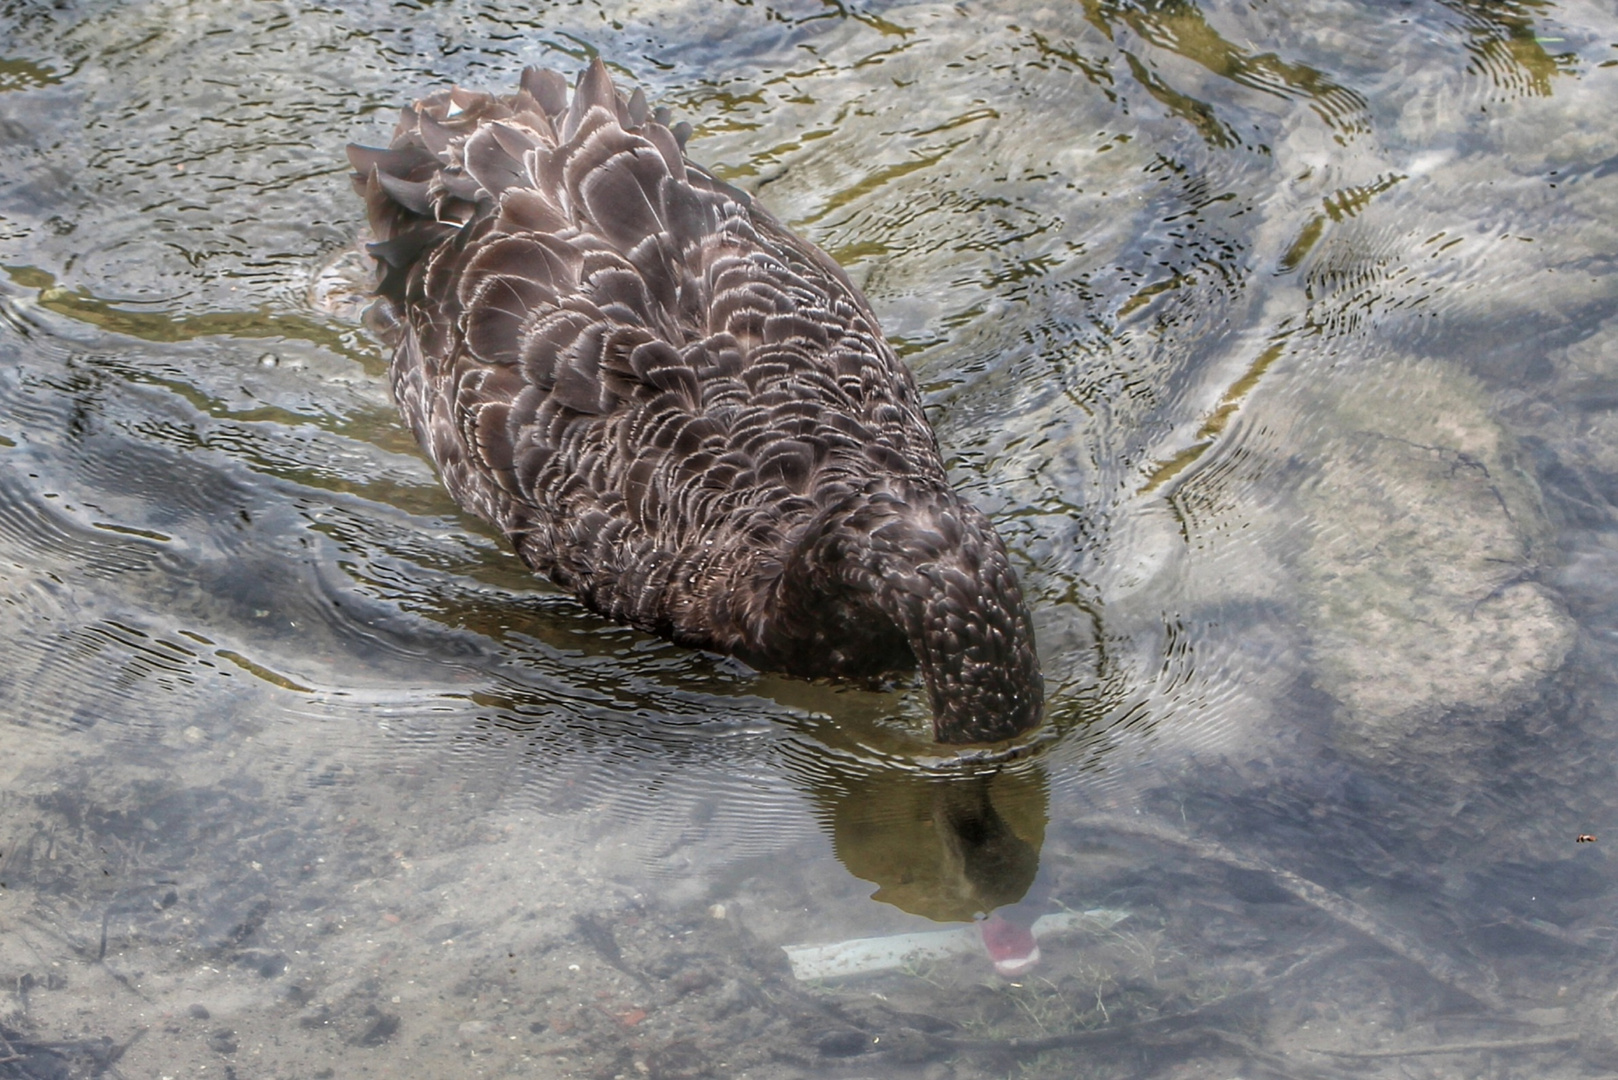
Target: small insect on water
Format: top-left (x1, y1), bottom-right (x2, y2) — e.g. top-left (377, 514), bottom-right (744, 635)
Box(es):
top-left (1577, 834), bottom-right (1597, 843)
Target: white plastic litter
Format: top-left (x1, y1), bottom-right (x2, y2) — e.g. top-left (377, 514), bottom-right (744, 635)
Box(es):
top-left (782, 907), bottom-right (1130, 981)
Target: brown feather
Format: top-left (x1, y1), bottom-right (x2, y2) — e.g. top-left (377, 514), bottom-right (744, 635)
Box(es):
top-left (348, 61), bottom-right (1043, 744)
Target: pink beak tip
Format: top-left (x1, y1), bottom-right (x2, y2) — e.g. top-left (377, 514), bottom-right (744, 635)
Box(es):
top-left (978, 913), bottom-right (1041, 977)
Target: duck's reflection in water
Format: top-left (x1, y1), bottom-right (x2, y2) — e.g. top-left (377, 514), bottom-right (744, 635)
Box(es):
top-left (456, 666), bottom-right (1057, 973)
top-left (814, 761), bottom-right (1048, 975)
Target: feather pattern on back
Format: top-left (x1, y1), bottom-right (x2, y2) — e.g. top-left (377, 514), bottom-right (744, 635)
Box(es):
top-left (349, 59), bottom-right (1042, 743)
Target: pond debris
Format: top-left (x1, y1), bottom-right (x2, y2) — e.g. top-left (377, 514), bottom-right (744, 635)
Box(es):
top-left (781, 908), bottom-right (1130, 980)
top-left (1309, 1034), bottom-right (1577, 1059)
top-left (1070, 814), bottom-right (1511, 1012)
top-left (917, 945), bottom-right (1353, 1059)
top-left (0, 1022), bottom-right (141, 1080)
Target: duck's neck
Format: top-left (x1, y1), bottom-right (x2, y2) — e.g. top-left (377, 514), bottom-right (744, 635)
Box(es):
top-left (762, 487), bottom-right (1043, 744)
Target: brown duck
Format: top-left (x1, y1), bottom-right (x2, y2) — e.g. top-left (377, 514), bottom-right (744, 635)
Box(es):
top-left (348, 59), bottom-right (1042, 743)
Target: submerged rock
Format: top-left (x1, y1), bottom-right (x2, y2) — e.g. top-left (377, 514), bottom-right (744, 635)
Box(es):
top-left (1294, 357), bottom-right (1575, 765)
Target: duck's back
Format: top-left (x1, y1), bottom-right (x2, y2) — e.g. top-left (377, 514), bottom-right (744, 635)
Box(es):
top-left (351, 60), bottom-right (954, 667)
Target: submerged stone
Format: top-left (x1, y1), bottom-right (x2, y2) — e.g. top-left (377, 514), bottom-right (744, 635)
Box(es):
top-left (1294, 357), bottom-right (1575, 763)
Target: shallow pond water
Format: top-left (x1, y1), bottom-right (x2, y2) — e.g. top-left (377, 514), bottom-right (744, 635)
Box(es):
top-left (1, 0), bottom-right (1617, 1077)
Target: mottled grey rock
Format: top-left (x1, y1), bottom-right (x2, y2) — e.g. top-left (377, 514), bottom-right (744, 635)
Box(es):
top-left (1295, 358), bottom-right (1574, 763)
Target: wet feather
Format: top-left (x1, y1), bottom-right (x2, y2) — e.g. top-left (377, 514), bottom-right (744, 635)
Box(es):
top-left (349, 59), bottom-right (1043, 743)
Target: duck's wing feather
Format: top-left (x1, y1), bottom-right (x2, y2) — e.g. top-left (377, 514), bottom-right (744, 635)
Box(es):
top-left (350, 59), bottom-right (946, 650)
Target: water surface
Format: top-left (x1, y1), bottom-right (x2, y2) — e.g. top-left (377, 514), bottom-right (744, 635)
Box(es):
top-left (1, 0), bottom-right (1617, 1077)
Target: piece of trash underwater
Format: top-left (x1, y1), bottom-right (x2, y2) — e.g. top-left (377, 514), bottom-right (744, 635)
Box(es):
top-left (782, 908), bottom-right (1131, 981)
